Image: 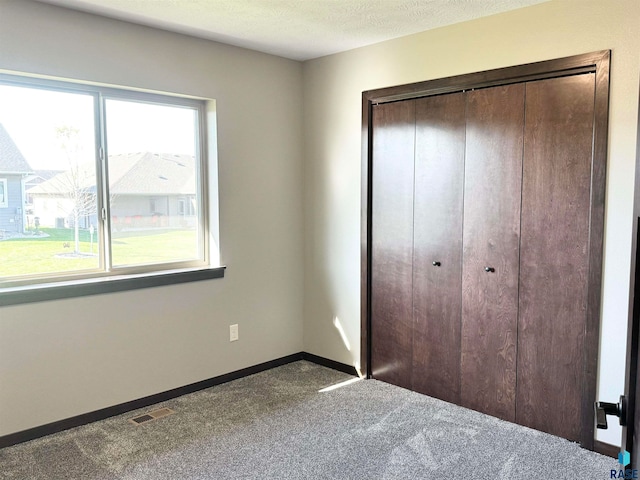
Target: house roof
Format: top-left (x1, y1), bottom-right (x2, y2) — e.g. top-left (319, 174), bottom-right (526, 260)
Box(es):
top-left (25, 170), bottom-right (65, 183)
top-left (0, 123), bottom-right (32, 174)
top-left (27, 152), bottom-right (196, 196)
top-left (109, 152), bottom-right (196, 195)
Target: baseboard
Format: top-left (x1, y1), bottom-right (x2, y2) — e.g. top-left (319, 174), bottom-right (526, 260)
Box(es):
top-left (301, 352), bottom-right (358, 376)
top-left (594, 440), bottom-right (620, 458)
top-left (0, 351), bottom-right (355, 449)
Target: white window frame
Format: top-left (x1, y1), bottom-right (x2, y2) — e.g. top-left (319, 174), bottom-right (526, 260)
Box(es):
top-left (0, 178), bottom-right (7, 208)
top-left (0, 73), bottom-right (224, 305)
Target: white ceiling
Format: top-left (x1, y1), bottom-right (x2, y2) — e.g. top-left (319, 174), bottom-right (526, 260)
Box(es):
top-left (35, 0), bottom-right (548, 61)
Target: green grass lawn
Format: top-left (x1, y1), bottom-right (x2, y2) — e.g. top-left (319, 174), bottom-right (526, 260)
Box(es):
top-left (0, 228), bottom-right (198, 279)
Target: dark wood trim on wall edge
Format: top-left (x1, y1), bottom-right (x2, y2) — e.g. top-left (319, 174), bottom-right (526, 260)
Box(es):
top-left (301, 352), bottom-right (359, 376)
top-left (0, 352), bottom-right (357, 449)
top-left (580, 48), bottom-right (611, 452)
top-left (362, 50), bottom-right (610, 105)
top-left (361, 49), bottom-right (611, 450)
top-left (361, 90), bottom-right (373, 379)
top-left (594, 440), bottom-right (620, 459)
top-left (0, 266), bottom-right (226, 307)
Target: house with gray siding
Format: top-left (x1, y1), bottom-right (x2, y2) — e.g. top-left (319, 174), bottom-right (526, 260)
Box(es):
top-left (0, 123), bottom-right (31, 234)
top-left (28, 152), bottom-right (197, 230)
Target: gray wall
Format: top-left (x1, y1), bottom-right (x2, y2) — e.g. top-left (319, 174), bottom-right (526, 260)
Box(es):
top-left (0, 0), bottom-right (304, 436)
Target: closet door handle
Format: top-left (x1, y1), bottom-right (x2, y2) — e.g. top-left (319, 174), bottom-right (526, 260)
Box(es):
top-left (432, 261), bottom-right (441, 267)
top-left (484, 266), bottom-right (495, 273)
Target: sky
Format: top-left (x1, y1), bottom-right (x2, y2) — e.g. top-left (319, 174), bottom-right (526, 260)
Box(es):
top-left (0, 83), bottom-right (197, 171)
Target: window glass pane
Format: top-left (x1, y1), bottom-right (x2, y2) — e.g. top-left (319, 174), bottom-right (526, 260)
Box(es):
top-left (0, 179), bottom-right (7, 206)
top-left (0, 84), bottom-right (99, 279)
top-left (105, 99), bottom-right (201, 267)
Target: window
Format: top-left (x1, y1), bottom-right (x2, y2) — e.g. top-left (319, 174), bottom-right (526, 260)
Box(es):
top-left (0, 179), bottom-right (7, 208)
top-left (0, 74), bottom-right (221, 300)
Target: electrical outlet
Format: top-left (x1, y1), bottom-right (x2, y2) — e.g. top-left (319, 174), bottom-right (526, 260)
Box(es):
top-left (230, 324), bottom-right (239, 342)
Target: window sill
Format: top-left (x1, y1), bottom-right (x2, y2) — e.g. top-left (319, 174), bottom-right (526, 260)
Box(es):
top-left (0, 266), bottom-right (226, 307)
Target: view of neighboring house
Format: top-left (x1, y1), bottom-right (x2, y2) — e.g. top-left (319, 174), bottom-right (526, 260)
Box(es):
top-left (0, 123), bottom-right (31, 234)
top-left (23, 169), bottom-right (64, 230)
top-left (24, 169), bottom-right (64, 206)
top-left (28, 151), bottom-right (197, 230)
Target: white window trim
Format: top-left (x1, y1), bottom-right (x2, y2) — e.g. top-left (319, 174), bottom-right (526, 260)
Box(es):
top-left (0, 178), bottom-right (7, 208)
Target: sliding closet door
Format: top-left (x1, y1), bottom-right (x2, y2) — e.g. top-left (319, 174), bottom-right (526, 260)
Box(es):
top-left (412, 93), bottom-right (466, 403)
top-left (516, 74), bottom-right (596, 442)
top-left (370, 100), bottom-right (416, 389)
top-left (461, 84), bottom-right (525, 421)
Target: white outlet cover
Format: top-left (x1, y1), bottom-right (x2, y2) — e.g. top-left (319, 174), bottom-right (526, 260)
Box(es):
top-left (230, 324), bottom-right (239, 342)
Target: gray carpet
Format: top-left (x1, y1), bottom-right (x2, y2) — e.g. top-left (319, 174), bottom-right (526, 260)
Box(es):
top-left (0, 361), bottom-right (617, 479)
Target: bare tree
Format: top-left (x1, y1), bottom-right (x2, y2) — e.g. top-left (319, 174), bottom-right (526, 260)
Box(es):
top-left (52, 126), bottom-right (97, 254)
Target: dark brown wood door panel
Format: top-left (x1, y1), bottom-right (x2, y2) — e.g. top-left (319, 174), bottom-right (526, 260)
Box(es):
top-left (460, 84), bottom-right (525, 422)
top-left (412, 92), bottom-right (466, 403)
top-left (370, 100), bottom-right (416, 390)
top-left (516, 74), bottom-right (596, 442)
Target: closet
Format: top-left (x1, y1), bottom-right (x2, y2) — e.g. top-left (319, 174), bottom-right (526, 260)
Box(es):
top-left (364, 51), bottom-right (610, 447)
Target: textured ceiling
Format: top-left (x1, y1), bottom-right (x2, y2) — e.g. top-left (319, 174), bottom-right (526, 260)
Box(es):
top-left (35, 0), bottom-right (548, 61)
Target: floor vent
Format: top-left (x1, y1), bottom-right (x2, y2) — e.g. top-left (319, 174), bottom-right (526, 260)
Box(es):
top-left (129, 407), bottom-right (175, 426)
